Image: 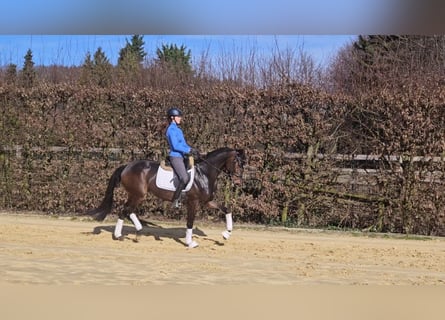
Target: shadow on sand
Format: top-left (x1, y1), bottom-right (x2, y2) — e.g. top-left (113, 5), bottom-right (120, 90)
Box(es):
top-left (87, 218), bottom-right (224, 247)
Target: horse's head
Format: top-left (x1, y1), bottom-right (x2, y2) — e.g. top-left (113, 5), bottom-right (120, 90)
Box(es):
top-left (224, 148), bottom-right (246, 185)
top-left (201, 147), bottom-right (246, 186)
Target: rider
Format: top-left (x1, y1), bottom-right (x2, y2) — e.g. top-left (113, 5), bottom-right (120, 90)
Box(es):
top-left (165, 107), bottom-right (200, 206)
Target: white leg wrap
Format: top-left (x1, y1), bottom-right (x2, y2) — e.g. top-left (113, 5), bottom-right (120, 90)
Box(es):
top-left (222, 230), bottom-right (231, 240)
top-left (129, 213), bottom-right (143, 231)
top-left (185, 228), bottom-right (198, 248)
top-left (222, 213), bottom-right (233, 240)
top-left (225, 213), bottom-right (233, 231)
top-left (114, 219), bottom-right (124, 238)
top-left (185, 228), bottom-right (193, 244)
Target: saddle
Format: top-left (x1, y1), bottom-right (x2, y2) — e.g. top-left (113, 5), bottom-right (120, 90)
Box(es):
top-left (155, 156), bottom-right (195, 191)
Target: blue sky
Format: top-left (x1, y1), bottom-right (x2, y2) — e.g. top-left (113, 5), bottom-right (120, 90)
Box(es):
top-left (0, 35), bottom-right (356, 68)
top-left (0, 1), bottom-right (439, 68)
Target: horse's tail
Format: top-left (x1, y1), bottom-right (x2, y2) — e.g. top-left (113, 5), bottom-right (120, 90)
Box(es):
top-left (85, 165), bottom-right (126, 221)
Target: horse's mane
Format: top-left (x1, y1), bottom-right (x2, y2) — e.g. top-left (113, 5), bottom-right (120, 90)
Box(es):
top-left (195, 147), bottom-right (234, 168)
top-left (204, 147), bottom-right (233, 159)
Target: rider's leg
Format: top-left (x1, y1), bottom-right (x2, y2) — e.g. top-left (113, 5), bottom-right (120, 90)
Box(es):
top-left (172, 179), bottom-right (187, 201)
top-left (170, 156), bottom-right (190, 203)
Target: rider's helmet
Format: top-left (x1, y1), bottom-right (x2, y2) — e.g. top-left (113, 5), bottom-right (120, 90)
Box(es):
top-left (167, 107), bottom-right (183, 117)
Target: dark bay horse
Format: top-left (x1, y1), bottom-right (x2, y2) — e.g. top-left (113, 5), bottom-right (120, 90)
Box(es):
top-left (86, 147), bottom-right (246, 248)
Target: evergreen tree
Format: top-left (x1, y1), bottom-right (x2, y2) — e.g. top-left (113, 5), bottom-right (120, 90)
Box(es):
top-left (118, 35), bottom-right (146, 64)
top-left (353, 35), bottom-right (445, 72)
top-left (329, 35), bottom-right (445, 94)
top-left (80, 48), bottom-right (112, 87)
top-left (156, 43), bottom-right (193, 74)
top-left (5, 63), bottom-right (17, 85)
top-left (117, 35), bottom-right (146, 76)
top-left (80, 52), bottom-right (94, 85)
top-left (20, 49), bottom-right (36, 87)
top-left (92, 47), bottom-right (112, 87)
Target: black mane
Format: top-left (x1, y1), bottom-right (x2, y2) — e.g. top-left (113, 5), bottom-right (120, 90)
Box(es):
top-left (204, 147), bottom-right (234, 159)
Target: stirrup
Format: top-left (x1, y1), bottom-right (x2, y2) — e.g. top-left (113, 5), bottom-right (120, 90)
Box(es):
top-left (172, 190), bottom-right (186, 208)
top-left (172, 199), bottom-right (182, 208)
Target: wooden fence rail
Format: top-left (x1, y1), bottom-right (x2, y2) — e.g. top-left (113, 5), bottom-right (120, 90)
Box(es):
top-left (1, 145), bottom-right (146, 159)
top-left (283, 152), bottom-right (445, 163)
top-left (2, 145), bottom-right (445, 163)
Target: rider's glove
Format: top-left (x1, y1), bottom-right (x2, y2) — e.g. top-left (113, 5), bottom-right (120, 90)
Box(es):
top-left (189, 148), bottom-right (201, 158)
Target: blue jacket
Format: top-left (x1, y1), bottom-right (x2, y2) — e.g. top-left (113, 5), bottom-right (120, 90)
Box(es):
top-left (166, 122), bottom-right (192, 158)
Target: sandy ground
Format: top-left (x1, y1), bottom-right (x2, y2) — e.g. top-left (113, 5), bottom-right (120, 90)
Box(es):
top-left (0, 211), bottom-right (444, 286)
top-left (1, 211), bottom-right (445, 319)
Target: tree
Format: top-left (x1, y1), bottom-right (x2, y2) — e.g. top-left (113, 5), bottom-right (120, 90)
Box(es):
top-left (80, 52), bottom-right (94, 85)
top-left (5, 63), bottom-right (17, 85)
top-left (92, 47), bottom-right (112, 87)
top-left (80, 48), bottom-right (112, 87)
top-left (20, 49), bottom-right (36, 87)
top-left (118, 35), bottom-right (146, 64)
top-left (328, 35), bottom-right (445, 95)
top-left (117, 35), bottom-right (146, 76)
top-left (156, 43), bottom-right (193, 75)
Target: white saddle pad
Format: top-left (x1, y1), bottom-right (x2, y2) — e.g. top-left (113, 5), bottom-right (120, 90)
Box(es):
top-left (155, 165), bottom-right (195, 191)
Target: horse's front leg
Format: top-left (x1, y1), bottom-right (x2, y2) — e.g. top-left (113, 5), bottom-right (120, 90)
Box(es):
top-left (207, 201), bottom-right (233, 240)
top-left (185, 199), bottom-right (199, 248)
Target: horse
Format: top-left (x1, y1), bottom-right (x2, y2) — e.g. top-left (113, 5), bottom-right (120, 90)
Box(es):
top-left (85, 147), bottom-right (246, 248)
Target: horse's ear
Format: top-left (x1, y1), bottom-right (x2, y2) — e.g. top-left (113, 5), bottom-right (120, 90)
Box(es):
top-left (235, 149), bottom-right (246, 161)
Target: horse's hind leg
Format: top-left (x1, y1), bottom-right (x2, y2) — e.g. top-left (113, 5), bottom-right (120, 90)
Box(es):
top-left (222, 213), bottom-right (233, 240)
top-left (113, 195), bottom-right (144, 242)
top-left (126, 196), bottom-right (145, 242)
top-left (113, 218), bottom-right (125, 241)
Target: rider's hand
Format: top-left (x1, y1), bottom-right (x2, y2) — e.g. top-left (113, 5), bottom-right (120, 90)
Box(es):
top-left (190, 148), bottom-right (201, 158)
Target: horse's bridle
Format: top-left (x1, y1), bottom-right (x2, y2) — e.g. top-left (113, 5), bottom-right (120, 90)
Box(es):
top-left (223, 151), bottom-right (245, 184)
top-left (198, 151), bottom-right (244, 183)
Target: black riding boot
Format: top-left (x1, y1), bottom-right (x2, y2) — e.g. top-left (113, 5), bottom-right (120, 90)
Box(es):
top-left (172, 180), bottom-right (186, 208)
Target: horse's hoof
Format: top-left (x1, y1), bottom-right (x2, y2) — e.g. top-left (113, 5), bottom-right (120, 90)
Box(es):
top-left (187, 241), bottom-right (199, 249)
top-left (112, 235), bottom-right (124, 241)
top-left (222, 230), bottom-right (231, 240)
